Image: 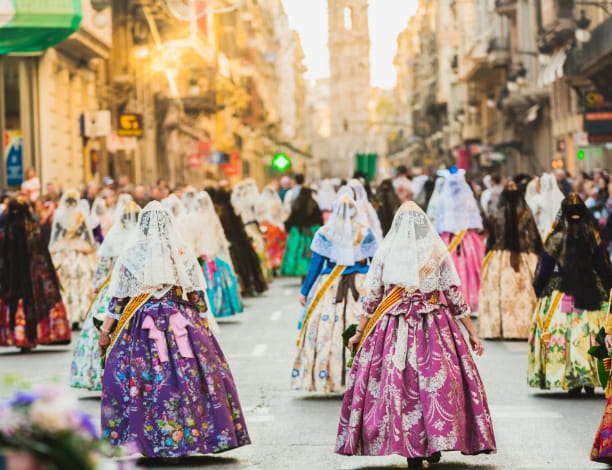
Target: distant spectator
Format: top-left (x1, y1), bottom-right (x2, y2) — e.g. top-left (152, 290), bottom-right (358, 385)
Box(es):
top-left (21, 167), bottom-right (40, 203)
top-left (278, 176), bottom-right (293, 202)
top-left (133, 185), bottom-right (147, 206)
top-left (555, 169), bottom-right (572, 196)
top-left (392, 165), bottom-right (412, 203)
top-left (480, 174), bottom-right (503, 217)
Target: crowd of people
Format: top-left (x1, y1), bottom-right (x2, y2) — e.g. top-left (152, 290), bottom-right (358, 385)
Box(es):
top-left (1, 164), bottom-right (612, 467)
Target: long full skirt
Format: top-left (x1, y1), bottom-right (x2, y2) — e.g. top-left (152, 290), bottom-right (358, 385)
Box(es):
top-left (478, 250), bottom-right (538, 339)
top-left (70, 283), bottom-right (111, 390)
top-left (53, 249), bottom-right (97, 325)
top-left (291, 273), bottom-right (367, 393)
top-left (261, 222), bottom-right (287, 270)
top-left (102, 299), bottom-right (250, 457)
top-left (527, 292), bottom-right (606, 391)
top-left (336, 299), bottom-right (496, 458)
top-left (201, 256), bottom-right (244, 318)
top-left (440, 230), bottom-right (484, 313)
top-left (0, 298), bottom-right (70, 348)
top-left (281, 226), bottom-right (320, 277)
top-left (245, 223), bottom-right (272, 282)
top-left (592, 397), bottom-right (612, 463)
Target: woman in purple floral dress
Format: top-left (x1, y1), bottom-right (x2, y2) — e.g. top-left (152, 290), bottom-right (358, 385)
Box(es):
top-left (98, 201), bottom-right (250, 458)
top-left (336, 202), bottom-right (496, 469)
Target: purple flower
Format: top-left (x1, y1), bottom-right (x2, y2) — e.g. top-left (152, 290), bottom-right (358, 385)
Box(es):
top-left (78, 412), bottom-right (99, 438)
top-left (8, 390), bottom-right (41, 407)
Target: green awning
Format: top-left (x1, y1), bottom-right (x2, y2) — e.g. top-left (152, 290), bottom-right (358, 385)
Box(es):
top-left (0, 0), bottom-right (82, 55)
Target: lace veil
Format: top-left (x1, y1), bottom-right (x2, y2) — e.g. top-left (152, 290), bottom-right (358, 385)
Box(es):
top-left (97, 201), bottom-right (141, 259)
top-left (232, 179), bottom-right (259, 223)
top-left (426, 177), bottom-right (445, 221)
top-left (114, 193), bottom-right (134, 219)
top-left (366, 202), bottom-right (460, 293)
top-left (257, 187), bottom-right (286, 228)
top-left (316, 179), bottom-right (336, 212)
top-left (49, 189), bottom-right (96, 250)
top-left (107, 201), bottom-right (207, 298)
top-left (187, 191), bottom-right (231, 262)
top-left (538, 173), bottom-right (565, 235)
top-left (434, 173), bottom-right (483, 234)
top-left (347, 179), bottom-right (383, 242)
top-left (311, 194), bottom-right (378, 266)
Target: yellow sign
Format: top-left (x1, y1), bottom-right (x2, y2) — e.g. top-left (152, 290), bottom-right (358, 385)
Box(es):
top-left (117, 113), bottom-right (143, 137)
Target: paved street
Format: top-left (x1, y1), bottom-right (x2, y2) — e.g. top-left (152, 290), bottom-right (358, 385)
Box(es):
top-left (0, 278), bottom-right (609, 470)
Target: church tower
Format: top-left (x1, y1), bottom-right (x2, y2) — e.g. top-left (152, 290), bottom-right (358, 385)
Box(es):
top-left (326, 0), bottom-right (371, 176)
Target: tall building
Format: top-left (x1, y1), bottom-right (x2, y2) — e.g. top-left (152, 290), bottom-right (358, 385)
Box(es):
top-left (323, 0), bottom-right (371, 177)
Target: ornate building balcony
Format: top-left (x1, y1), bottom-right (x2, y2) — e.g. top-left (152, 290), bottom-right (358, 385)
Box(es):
top-left (538, 0), bottom-right (575, 50)
top-left (495, 0), bottom-right (517, 17)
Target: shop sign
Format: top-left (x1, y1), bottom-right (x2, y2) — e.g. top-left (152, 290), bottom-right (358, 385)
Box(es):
top-left (221, 152), bottom-right (240, 176)
top-left (117, 113), bottom-right (144, 137)
top-left (584, 91), bottom-right (612, 143)
top-left (187, 153), bottom-right (202, 168)
top-left (80, 110), bottom-right (111, 137)
top-left (4, 130), bottom-right (23, 186)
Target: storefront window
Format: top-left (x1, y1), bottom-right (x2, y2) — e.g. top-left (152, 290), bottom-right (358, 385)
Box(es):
top-left (0, 58), bottom-right (36, 190)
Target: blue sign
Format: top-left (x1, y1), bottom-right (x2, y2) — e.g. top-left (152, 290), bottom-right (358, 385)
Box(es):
top-left (6, 134), bottom-right (23, 186)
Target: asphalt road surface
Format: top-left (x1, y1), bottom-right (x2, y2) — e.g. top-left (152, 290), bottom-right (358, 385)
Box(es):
top-left (0, 278), bottom-right (608, 470)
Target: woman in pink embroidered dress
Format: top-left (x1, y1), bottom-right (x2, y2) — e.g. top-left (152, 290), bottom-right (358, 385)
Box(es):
top-left (336, 202), bottom-right (496, 469)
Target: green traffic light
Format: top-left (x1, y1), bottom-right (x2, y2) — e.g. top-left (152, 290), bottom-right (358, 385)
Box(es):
top-left (272, 153), bottom-right (291, 171)
top-left (577, 150), bottom-right (586, 160)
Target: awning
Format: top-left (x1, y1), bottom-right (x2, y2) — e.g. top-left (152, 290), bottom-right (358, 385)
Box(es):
top-left (0, 0), bottom-right (82, 55)
top-left (538, 49), bottom-right (567, 87)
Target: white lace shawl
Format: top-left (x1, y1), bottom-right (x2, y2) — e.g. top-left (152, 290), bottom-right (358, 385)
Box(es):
top-left (310, 194), bottom-right (377, 266)
top-left (107, 201), bottom-right (207, 298)
top-left (434, 173), bottom-right (483, 234)
top-left (366, 202), bottom-right (460, 294)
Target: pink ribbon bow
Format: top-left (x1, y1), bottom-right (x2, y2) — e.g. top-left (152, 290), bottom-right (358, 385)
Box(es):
top-left (142, 313), bottom-right (194, 363)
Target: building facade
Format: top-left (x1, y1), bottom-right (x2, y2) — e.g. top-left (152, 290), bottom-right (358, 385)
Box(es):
top-left (393, 0), bottom-right (612, 177)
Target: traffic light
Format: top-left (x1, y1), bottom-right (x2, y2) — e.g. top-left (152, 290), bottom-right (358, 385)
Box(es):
top-left (272, 153), bottom-right (291, 171)
top-left (577, 149), bottom-right (586, 160)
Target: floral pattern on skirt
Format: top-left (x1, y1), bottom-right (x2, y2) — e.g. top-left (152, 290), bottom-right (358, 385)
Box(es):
top-left (70, 283), bottom-right (111, 390)
top-left (291, 273), bottom-right (367, 393)
top-left (592, 397), bottom-right (612, 463)
top-left (527, 293), bottom-right (606, 391)
top-left (0, 299), bottom-right (70, 348)
top-left (336, 288), bottom-right (496, 458)
top-left (440, 230), bottom-right (484, 313)
top-left (281, 226), bottom-right (320, 277)
top-left (200, 256), bottom-right (243, 318)
top-left (261, 222), bottom-right (287, 270)
top-left (101, 291), bottom-right (250, 457)
top-left (52, 248), bottom-right (97, 325)
top-left (478, 250), bottom-right (538, 339)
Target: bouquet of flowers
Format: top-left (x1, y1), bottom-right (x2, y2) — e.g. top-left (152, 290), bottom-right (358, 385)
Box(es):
top-left (0, 382), bottom-right (104, 470)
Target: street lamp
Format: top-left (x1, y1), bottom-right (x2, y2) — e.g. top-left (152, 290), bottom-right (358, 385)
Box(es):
top-left (575, 9), bottom-right (592, 43)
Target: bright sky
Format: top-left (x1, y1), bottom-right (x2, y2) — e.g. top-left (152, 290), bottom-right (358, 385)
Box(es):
top-left (281, 0), bottom-right (418, 89)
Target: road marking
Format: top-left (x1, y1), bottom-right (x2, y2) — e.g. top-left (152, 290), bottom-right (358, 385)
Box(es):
top-left (490, 405), bottom-right (562, 419)
top-left (251, 344), bottom-right (268, 357)
top-left (270, 310), bottom-right (283, 321)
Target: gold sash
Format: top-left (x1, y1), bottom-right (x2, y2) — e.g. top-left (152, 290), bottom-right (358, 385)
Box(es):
top-left (356, 286), bottom-right (404, 352)
top-left (84, 274), bottom-right (111, 319)
top-left (538, 291), bottom-right (564, 342)
top-left (447, 229), bottom-right (467, 254)
top-left (106, 293), bottom-right (152, 356)
top-left (297, 265), bottom-right (346, 347)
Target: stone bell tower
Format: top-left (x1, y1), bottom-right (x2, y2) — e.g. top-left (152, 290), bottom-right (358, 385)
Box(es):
top-left (325, 0), bottom-right (371, 176)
